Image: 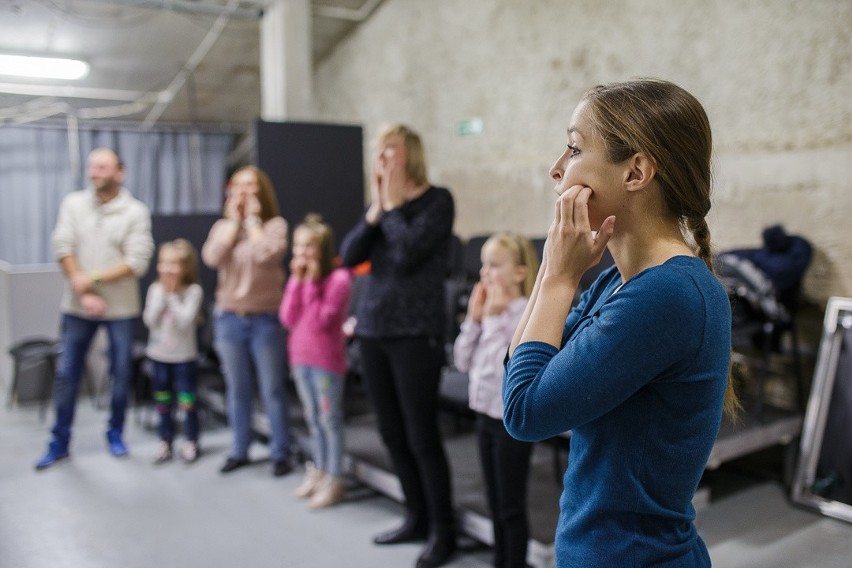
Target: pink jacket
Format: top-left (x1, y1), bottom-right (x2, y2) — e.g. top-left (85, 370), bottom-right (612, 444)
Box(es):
top-left (279, 268), bottom-right (352, 376)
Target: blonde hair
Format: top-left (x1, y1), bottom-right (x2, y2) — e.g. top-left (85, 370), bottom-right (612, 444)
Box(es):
top-left (483, 232), bottom-right (539, 297)
top-left (160, 238), bottom-right (199, 287)
top-left (294, 214), bottom-right (336, 278)
top-left (372, 124), bottom-right (429, 186)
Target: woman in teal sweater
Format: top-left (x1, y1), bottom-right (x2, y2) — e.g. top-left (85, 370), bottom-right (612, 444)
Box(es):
top-left (504, 79), bottom-right (738, 567)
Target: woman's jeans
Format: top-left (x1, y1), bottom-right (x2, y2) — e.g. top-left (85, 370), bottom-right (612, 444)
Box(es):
top-left (151, 360), bottom-right (199, 443)
top-left (359, 336), bottom-right (454, 529)
top-left (51, 314), bottom-right (136, 446)
top-left (477, 413), bottom-right (533, 568)
top-left (292, 365), bottom-right (345, 476)
top-left (214, 310), bottom-right (290, 461)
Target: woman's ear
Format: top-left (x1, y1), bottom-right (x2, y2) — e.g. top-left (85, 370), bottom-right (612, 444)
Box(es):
top-left (513, 265), bottom-right (528, 285)
top-left (624, 152), bottom-right (656, 193)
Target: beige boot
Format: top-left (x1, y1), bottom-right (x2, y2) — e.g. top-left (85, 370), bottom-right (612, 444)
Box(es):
top-left (293, 462), bottom-right (325, 498)
top-left (308, 475), bottom-right (345, 509)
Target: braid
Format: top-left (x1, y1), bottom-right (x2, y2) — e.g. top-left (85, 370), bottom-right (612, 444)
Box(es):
top-left (687, 215), bottom-right (741, 418)
top-left (687, 216), bottom-right (714, 273)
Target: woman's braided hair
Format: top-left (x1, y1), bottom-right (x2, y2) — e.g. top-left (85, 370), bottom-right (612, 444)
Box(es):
top-left (583, 79), bottom-right (739, 417)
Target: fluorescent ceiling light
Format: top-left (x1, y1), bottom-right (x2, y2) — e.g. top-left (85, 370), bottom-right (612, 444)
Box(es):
top-left (0, 54), bottom-right (89, 80)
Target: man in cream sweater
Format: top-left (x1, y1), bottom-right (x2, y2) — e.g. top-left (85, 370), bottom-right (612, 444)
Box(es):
top-left (36, 147), bottom-right (153, 470)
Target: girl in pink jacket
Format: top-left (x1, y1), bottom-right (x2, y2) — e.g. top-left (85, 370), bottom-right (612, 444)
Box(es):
top-left (280, 214), bottom-right (352, 508)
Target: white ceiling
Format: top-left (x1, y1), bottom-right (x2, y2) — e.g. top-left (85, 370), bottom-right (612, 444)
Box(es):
top-left (0, 0), bottom-right (383, 129)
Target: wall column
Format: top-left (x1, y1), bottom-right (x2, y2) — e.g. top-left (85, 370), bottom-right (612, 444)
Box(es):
top-left (260, 0), bottom-right (314, 121)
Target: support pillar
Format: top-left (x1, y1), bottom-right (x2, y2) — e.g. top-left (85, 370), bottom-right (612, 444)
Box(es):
top-left (260, 0), bottom-right (314, 121)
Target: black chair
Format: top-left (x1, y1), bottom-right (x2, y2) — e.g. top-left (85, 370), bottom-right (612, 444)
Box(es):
top-left (461, 234), bottom-right (491, 282)
top-left (715, 253), bottom-right (806, 416)
top-left (531, 237), bottom-right (546, 266)
top-left (438, 366), bottom-right (475, 431)
top-left (7, 337), bottom-right (60, 421)
top-left (446, 234), bottom-right (465, 279)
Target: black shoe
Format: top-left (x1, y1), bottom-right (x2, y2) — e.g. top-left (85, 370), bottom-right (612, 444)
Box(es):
top-left (415, 530), bottom-right (456, 568)
top-left (220, 457), bottom-right (249, 473)
top-left (273, 460), bottom-right (292, 477)
top-left (373, 515), bottom-right (428, 545)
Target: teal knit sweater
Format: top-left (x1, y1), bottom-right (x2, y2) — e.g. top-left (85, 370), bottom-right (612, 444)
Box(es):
top-left (505, 256), bottom-right (731, 567)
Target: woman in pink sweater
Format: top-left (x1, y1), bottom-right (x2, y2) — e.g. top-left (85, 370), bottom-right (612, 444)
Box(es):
top-left (280, 214), bottom-right (352, 508)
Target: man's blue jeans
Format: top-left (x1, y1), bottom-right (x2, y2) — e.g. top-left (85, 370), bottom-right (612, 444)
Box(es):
top-left (51, 314), bottom-right (137, 446)
top-left (214, 310), bottom-right (290, 462)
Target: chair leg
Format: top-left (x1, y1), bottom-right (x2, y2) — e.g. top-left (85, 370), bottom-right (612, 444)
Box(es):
top-left (789, 320), bottom-right (806, 413)
top-left (753, 322), bottom-right (774, 420)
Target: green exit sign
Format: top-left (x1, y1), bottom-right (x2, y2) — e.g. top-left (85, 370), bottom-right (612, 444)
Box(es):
top-left (457, 118), bottom-right (484, 137)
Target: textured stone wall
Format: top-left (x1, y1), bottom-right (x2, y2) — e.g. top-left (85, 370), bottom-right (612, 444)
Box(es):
top-left (314, 0), bottom-right (852, 303)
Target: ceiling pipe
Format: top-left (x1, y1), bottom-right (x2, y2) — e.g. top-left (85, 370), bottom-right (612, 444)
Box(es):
top-left (313, 0), bottom-right (383, 21)
top-left (142, 0), bottom-right (241, 127)
top-left (84, 0), bottom-right (264, 20)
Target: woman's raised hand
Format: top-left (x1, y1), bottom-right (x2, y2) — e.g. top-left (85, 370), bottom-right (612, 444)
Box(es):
top-left (369, 154), bottom-right (384, 207)
top-left (224, 192), bottom-right (244, 221)
top-left (366, 155), bottom-right (386, 224)
top-left (544, 185), bottom-right (615, 285)
top-left (245, 193), bottom-right (262, 218)
top-left (382, 160), bottom-right (407, 211)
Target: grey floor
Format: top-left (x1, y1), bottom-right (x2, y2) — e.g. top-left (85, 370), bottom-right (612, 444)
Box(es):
top-left (4, 402), bottom-right (852, 568)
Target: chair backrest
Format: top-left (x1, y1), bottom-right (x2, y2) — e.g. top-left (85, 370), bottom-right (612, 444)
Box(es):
top-left (9, 337), bottom-right (59, 359)
top-left (8, 337), bottom-right (59, 406)
top-left (446, 234), bottom-right (465, 279)
top-left (531, 237), bottom-right (546, 266)
top-left (715, 253), bottom-right (789, 325)
top-left (461, 234), bottom-right (490, 281)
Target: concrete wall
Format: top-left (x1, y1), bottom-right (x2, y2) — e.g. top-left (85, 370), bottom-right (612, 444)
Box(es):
top-left (314, 0), bottom-right (852, 304)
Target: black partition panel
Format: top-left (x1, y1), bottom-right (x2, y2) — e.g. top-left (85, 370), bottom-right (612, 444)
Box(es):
top-left (255, 120), bottom-right (364, 252)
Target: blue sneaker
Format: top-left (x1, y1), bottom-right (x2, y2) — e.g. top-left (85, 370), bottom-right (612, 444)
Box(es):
top-left (35, 440), bottom-right (69, 471)
top-left (106, 429), bottom-right (129, 458)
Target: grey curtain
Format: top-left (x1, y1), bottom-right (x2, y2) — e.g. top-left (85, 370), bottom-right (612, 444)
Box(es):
top-left (0, 123), bottom-right (234, 265)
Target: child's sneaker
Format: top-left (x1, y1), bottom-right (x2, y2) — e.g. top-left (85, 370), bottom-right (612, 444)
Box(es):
top-left (152, 441), bottom-right (172, 465)
top-left (294, 462), bottom-right (324, 498)
top-left (180, 441), bottom-right (199, 464)
top-left (308, 476), bottom-right (345, 509)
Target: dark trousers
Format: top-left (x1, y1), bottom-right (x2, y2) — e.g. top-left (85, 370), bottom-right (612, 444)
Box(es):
top-left (359, 336), bottom-right (454, 529)
top-left (477, 413), bottom-right (533, 568)
top-left (151, 360), bottom-right (199, 443)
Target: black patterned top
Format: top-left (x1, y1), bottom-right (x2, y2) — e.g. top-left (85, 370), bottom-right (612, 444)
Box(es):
top-left (341, 185), bottom-right (454, 339)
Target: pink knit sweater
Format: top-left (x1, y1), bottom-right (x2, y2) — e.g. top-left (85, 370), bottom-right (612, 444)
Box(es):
top-left (279, 268), bottom-right (352, 376)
